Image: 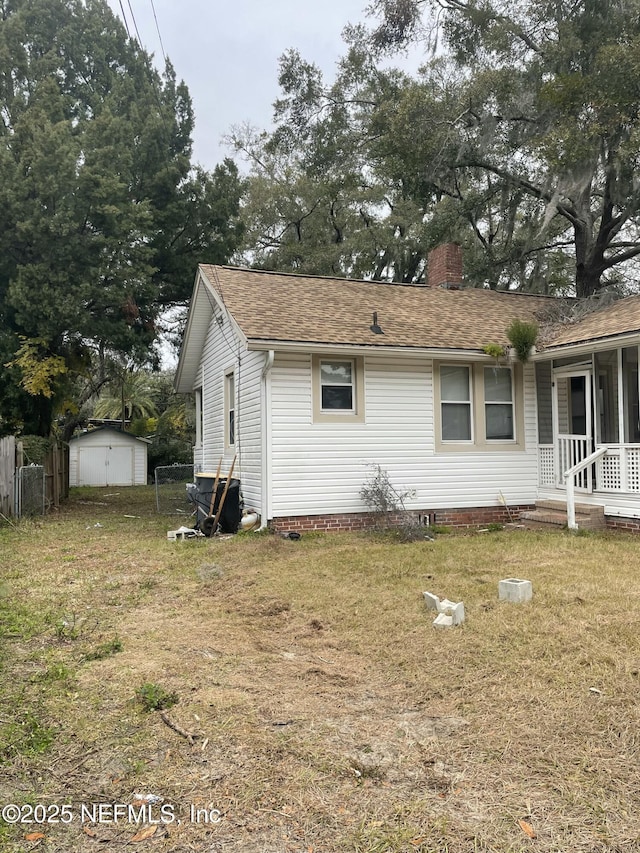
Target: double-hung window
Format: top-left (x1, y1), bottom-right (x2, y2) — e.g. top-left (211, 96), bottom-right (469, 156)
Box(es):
top-left (484, 367), bottom-right (514, 440)
top-left (320, 360), bottom-right (355, 412)
top-left (440, 365), bottom-right (472, 441)
top-left (437, 362), bottom-right (522, 449)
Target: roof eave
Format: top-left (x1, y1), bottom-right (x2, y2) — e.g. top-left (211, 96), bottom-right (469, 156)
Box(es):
top-left (534, 330), bottom-right (640, 360)
top-left (174, 267), bottom-right (248, 393)
top-left (246, 339), bottom-right (491, 359)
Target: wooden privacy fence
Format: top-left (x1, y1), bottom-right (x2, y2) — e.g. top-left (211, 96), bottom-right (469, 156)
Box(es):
top-left (0, 437), bottom-right (69, 516)
top-left (44, 442), bottom-right (69, 508)
top-left (0, 436), bottom-right (17, 516)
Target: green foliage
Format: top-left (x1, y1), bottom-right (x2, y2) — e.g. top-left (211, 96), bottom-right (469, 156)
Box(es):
top-left (6, 337), bottom-right (67, 398)
top-left (0, 713), bottom-right (55, 760)
top-left (85, 369), bottom-right (194, 472)
top-left (135, 682), bottom-right (179, 712)
top-left (364, 0), bottom-right (640, 296)
top-left (482, 343), bottom-right (506, 360)
top-left (506, 319), bottom-right (538, 363)
top-left (82, 637), bottom-right (123, 662)
top-left (0, 0), bottom-right (243, 436)
top-left (238, 2), bottom-right (640, 296)
top-left (19, 435), bottom-right (56, 464)
top-left (93, 370), bottom-right (159, 424)
top-left (34, 661), bottom-right (72, 683)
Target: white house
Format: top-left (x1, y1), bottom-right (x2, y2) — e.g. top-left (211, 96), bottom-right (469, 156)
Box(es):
top-left (68, 426), bottom-right (149, 487)
top-left (175, 244), bottom-right (640, 533)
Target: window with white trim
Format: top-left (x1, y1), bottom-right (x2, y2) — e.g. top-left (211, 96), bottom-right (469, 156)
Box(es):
top-left (484, 367), bottom-right (514, 440)
top-left (312, 355), bottom-right (365, 423)
top-left (320, 360), bottom-right (355, 412)
top-left (436, 361), bottom-right (523, 451)
top-left (440, 365), bottom-right (472, 441)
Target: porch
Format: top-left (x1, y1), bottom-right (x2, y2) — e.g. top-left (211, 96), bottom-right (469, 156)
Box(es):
top-left (533, 342), bottom-right (640, 527)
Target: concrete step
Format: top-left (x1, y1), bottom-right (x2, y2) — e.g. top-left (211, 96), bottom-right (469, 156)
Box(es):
top-left (520, 508), bottom-right (568, 528)
top-left (520, 501), bottom-right (606, 531)
top-left (534, 499), bottom-right (605, 518)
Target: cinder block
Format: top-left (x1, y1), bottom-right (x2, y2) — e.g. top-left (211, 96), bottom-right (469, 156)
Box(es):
top-left (448, 601), bottom-right (465, 625)
top-left (423, 591), bottom-right (440, 611)
top-left (498, 578), bottom-right (532, 603)
top-left (424, 591), bottom-right (465, 627)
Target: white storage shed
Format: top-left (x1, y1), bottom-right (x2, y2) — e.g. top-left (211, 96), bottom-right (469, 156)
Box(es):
top-left (69, 427), bottom-right (149, 487)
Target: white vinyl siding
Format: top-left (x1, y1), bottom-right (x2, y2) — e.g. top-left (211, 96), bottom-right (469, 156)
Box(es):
top-left (69, 430), bottom-right (147, 487)
top-left (269, 353), bottom-right (539, 517)
top-left (195, 314), bottom-right (263, 513)
top-left (236, 351), bottom-right (264, 512)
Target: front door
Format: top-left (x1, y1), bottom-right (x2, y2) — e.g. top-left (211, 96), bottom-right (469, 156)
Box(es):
top-left (553, 370), bottom-right (593, 490)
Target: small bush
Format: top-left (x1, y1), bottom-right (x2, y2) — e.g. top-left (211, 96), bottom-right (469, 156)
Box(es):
top-left (506, 319), bottom-right (538, 362)
top-left (359, 464), bottom-right (433, 540)
top-left (135, 682), bottom-right (178, 712)
top-left (360, 464), bottom-right (414, 522)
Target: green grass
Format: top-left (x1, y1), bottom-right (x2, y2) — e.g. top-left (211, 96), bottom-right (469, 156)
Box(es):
top-left (1, 486), bottom-right (640, 851)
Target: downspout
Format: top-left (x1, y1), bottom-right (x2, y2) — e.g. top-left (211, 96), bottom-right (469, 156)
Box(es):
top-left (260, 350), bottom-right (275, 530)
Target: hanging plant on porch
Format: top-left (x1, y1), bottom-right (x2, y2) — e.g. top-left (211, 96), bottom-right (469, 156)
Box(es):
top-left (506, 319), bottom-right (538, 363)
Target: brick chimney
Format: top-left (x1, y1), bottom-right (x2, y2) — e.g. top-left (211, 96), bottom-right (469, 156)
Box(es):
top-left (427, 243), bottom-right (463, 289)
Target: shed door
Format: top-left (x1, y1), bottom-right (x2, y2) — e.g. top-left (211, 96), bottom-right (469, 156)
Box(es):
top-left (78, 445), bottom-right (134, 486)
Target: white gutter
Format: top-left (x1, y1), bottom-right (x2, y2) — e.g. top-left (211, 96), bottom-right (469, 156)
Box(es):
top-left (247, 340), bottom-right (496, 360)
top-left (259, 350), bottom-right (275, 530)
top-left (533, 332), bottom-right (640, 360)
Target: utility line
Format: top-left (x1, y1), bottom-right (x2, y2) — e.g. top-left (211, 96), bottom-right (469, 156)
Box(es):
top-left (117, 0), bottom-right (130, 37)
top-left (150, 0), bottom-right (167, 65)
top-left (126, 0), bottom-right (144, 48)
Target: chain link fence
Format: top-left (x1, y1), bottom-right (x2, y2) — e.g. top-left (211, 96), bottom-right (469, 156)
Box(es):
top-left (155, 464), bottom-right (195, 516)
top-left (15, 465), bottom-right (46, 518)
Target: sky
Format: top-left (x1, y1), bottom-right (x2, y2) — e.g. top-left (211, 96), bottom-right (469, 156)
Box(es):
top-left (107, 0), bottom-right (383, 171)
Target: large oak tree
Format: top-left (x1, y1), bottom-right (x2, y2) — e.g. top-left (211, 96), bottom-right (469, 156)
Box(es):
top-left (369, 0), bottom-right (640, 297)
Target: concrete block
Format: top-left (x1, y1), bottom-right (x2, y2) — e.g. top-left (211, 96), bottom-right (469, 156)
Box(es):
top-left (498, 578), bottom-right (532, 603)
top-left (423, 591), bottom-right (465, 627)
top-left (167, 525), bottom-right (200, 541)
top-left (448, 601), bottom-right (465, 625)
top-left (423, 591), bottom-right (440, 611)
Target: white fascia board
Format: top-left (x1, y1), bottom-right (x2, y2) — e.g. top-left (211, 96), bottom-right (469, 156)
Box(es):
top-left (174, 269), bottom-right (249, 393)
top-left (533, 332), bottom-right (640, 361)
top-left (246, 339), bottom-right (489, 360)
top-left (174, 268), bottom-right (205, 393)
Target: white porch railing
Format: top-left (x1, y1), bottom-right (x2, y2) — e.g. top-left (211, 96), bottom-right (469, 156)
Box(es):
top-left (563, 447), bottom-right (608, 530)
top-left (539, 443), bottom-right (640, 495)
top-left (557, 435), bottom-right (591, 490)
top-left (594, 445), bottom-right (640, 492)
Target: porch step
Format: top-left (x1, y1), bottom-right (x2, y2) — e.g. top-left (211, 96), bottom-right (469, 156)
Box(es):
top-left (520, 500), bottom-right (606, 531)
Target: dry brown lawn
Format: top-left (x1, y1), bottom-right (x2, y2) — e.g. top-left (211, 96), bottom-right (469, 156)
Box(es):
top-left (1, 487), bottom-right (640, 852)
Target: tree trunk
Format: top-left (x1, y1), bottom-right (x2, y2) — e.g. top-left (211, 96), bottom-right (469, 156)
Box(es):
top-left (573, 218), bottom-right (604, 298)
top-left (575, 262), bottom-right (603, 298)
